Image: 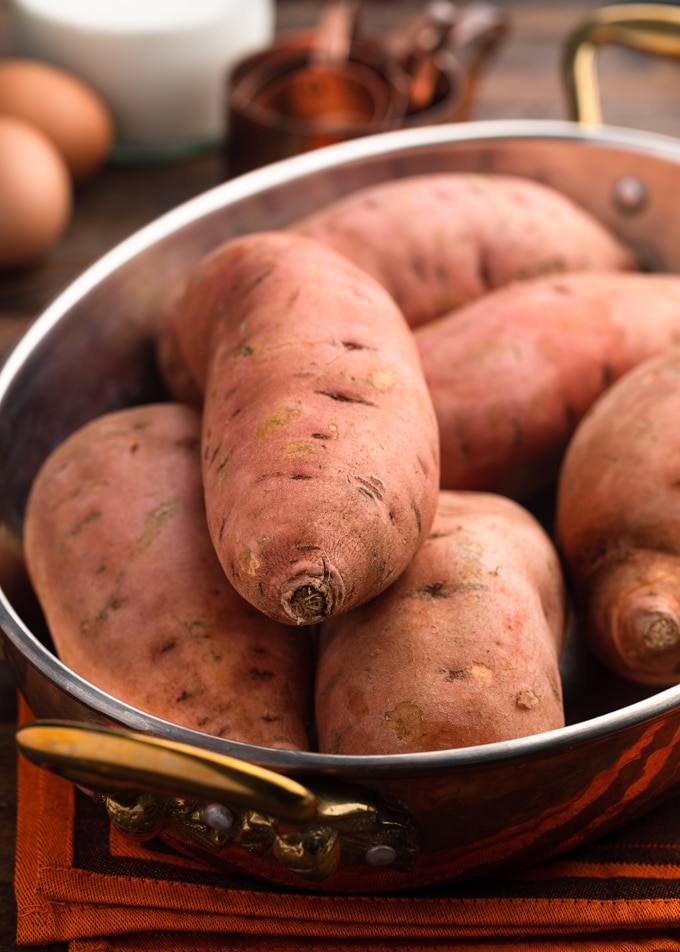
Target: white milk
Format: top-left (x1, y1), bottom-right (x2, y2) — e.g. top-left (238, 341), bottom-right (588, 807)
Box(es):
top-left (11, 0), bottom-right (275, 154)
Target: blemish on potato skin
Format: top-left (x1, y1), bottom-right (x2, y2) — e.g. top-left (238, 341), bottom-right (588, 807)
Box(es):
top-left (354, 475), bottom-right (385, 502)
top-left (443, 668), bottom-right (468, 681)
top-left (255, 470), bottom-right (285, 482)
top-left (66, 509), bottom-right (102, 538)
top-left (369, 367), bottom-right (396, 391)
top-left (220, 385), bottom-right (238, 403)
top-left (413, 581), bottom-right (447, 598)
top-left (470, 662), bottom-right (493, 682)
top-left (132, 501), bottom-right (178, 557)
top-left (238, 548), bottom-right (260, 576)
top-left (312, 424), bottom-right (338, 441)
top-left (243, 266), bottom-right (274, 297)
top-left (317, 668), bottom-right (341, 703)
top-left (214, 450), bottom-right (233, 483)
top-left (413, 503), bottom-right (422, 534)
top-left (341, 340), bottom-right (372, 351)
top-left (93, 593), bottom-right (125, 627)
top-left (315, 389), bottom-right (377, 407)
top-left (402, 580), bottom-right (488, 600)
top-left (256, 405), bottom-right (302, 440)
top-left (516, 688), bottom-right (540, 710)
top-left (326, 728), bottom-right (348, 752)
top-left (282, 440), bottom-right (316, 458)
top-left (249, 668), bottom-right (276, 681)
top-left (206, 438), bottom-right (221, 467)
top-left (384, 701), bottom-right (424, 743)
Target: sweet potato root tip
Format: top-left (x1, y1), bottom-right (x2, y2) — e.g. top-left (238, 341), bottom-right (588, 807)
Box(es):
top-left (631, 609), bottom-right (680, 656)
top-left (280, 575), bottom-right (335, 624)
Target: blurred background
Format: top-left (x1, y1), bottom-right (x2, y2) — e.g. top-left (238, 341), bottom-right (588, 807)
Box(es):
top-left (0, 0), bottom-right (679, 347)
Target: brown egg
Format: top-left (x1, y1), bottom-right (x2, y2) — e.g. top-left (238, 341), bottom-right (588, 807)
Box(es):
top-left (0, 115), bottom-right (72, 268)
top-left (0, 58), bottom-right (114, 181)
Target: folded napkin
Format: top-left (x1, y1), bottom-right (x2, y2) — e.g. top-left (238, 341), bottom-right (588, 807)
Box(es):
top-left (14, 693), bottom-right (680, 951)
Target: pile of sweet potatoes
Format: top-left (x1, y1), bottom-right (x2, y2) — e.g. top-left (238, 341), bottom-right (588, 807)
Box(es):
top-left (22, 170), bottom-right (680, 756)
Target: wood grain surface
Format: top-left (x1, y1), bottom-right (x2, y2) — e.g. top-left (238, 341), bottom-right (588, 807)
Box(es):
top-left (0, 1), bottom-right (679, 948)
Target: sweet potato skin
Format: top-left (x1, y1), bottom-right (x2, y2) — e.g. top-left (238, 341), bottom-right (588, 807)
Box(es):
top-left (22, 402), bottom-right (313, 749)
top-left (154, 282), bottom-right (202, 407)
top-left (415, 272), bottom-right (680, 499)
top-left (556, 347), bottom-right (680, 686)
top-left (315, 490), bottom-right (566, 755)
top-left (292, 173), bottom-right (637, 327)
top-left (170, 230), bottom-right (440, 626)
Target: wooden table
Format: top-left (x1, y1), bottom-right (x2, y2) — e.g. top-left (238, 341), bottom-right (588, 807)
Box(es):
top-left (0, 1), bottom-right (679, 948)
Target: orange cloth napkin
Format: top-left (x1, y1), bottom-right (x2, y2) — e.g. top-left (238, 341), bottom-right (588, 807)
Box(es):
top-left (13, 694), bottom-right (680, 951)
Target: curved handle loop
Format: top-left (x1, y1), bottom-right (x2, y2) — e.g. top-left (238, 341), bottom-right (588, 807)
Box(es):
top-left (563, 3), bottom-right (680, 125)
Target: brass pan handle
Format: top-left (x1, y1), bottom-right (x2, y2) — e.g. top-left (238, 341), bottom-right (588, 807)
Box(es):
top-left (16, 720), bottom-right (419, 883)
top-left (562, 3), bottom-right (680, 124)
top-left (16, 720), bottom-right (316, 824)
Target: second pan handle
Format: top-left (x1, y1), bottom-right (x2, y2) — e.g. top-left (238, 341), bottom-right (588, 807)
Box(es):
top-left (562, 3), bottom-right (680, 125)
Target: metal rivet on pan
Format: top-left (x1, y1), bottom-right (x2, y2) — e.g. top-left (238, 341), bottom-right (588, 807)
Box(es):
top-left (612, 176), bottom-right (649, 215)
top-left (200, 802), bottom-right (235, 831)
top-left (365, 843), bottom-right (398, 866)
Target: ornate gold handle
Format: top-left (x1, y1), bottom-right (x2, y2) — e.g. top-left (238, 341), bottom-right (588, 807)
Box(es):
top-left (562, 3), bottom-right (680, 124)
top-left (16, 720), bottom-right (316, 822)
top-left (16, 721), bottom-right (419, 883)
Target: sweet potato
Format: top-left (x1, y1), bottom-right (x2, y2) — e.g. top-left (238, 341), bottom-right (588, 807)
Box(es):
top-left (556, 347), bottom-right (680, 686)
top-left (315, 490), bottom-right (566, 754)
top-left (168, 230), bottom-right (440, 626)
top-left (22, 402), bottom-right (313, 749)
top-left (292, 173), bottom-right (637, 327)
top-left (154, 282), bottom-right (202, 407)
top-left (415, 272), bottom-right (680, 499)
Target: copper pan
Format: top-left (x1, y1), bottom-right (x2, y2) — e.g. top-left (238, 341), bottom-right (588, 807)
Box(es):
top-left (3, 3), bottom-right (680, 895)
